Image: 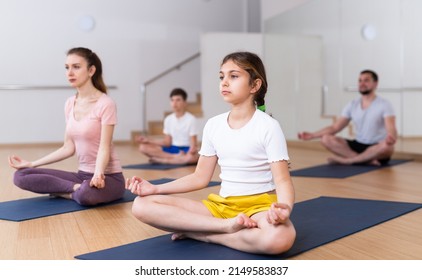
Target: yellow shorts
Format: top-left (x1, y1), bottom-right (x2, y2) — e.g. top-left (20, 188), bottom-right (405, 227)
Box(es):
top-left (202, 193), bottom-right (277, 219)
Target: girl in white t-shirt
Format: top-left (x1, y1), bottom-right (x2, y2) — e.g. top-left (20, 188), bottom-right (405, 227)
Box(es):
top-left (126, 52), bottom-right (296, 254)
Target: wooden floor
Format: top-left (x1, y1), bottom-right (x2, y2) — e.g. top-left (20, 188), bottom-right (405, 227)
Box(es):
top-left (0, 141), bottom-right (421, 260)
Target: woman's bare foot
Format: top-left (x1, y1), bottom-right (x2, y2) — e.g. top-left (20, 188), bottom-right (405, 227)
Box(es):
top-left (49, 193), bottom-right (71, 199)
top-left (73, 183), bottom-right (81, 191)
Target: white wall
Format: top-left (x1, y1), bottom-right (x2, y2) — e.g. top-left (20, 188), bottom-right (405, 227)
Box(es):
top-left (264, 34), bottom-right (332, 139)
top-left (0, 0), bottom-right (251, 144)
top-left (4, 0), bottom-right (420, 144)
top-left (261, 0), bottom-right (312, 21)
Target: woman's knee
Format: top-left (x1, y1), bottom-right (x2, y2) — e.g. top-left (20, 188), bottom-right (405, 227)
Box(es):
top-left (72, 182), bottom-right (102, 206)
top-left (13, 168), bottom-right (31, 190)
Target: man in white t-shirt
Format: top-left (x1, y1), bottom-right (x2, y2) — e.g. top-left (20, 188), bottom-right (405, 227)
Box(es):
top-left (136, 88), bottom-right (199, 164)
top-left (298, 70), bottom-right (397, 165)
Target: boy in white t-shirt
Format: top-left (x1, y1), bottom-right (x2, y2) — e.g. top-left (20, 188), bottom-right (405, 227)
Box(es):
top-left (136, 88), bottom-right (199, 164)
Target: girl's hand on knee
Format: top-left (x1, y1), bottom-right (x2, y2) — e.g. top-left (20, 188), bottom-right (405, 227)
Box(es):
top-left (125, 176), bottom-right (142, 189)
top-left (125, 176), bottom-right (155, 196)
top-left (266, 203), bottom-right (291, 225)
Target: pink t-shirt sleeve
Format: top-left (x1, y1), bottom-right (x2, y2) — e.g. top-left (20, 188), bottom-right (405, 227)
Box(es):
top-left (95, 96), bottom-right (117, 125)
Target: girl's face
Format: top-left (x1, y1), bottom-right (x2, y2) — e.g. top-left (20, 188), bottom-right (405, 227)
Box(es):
top-left (65, 54), bottom-right (95, 88)
top-left (219, 59), bottom-right (258, 106)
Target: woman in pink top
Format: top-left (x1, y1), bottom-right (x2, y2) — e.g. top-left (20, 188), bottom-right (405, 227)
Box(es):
top-left (8, 47), bottom-right (125, 206)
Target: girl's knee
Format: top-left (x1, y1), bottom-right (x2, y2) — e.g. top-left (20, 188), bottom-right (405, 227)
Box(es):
top-left (131, 196), bottom-right (157, 222)
top-left (132, 196), bottom-right (147, 219)
top-left (264, 223), bottom-right (296, 255)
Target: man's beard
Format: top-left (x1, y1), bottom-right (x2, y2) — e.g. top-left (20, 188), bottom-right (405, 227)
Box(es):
top-left (359, 90), bottom-right (371, 95)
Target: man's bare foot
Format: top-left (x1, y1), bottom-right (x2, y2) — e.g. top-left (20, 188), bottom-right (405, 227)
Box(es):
top-left (328, 156), bottom-right (381, 166)
top-left (327, 156), bottom-right (350, 165)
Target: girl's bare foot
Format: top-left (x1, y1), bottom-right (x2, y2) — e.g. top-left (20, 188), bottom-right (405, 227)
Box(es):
top-left (171, 213), bottom-right (257, 241)
top-left (233, 213), bottom-right (257, 231)
top-left (171, 232), bottom-right (185, 240)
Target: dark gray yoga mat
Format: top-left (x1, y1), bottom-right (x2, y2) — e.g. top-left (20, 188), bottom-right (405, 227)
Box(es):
top-left (0, 178), bottom-right (220, 221)
top-left (290, 159), bottom-right (411, 178)
top-left (75, 196), bottom-right (422, 260)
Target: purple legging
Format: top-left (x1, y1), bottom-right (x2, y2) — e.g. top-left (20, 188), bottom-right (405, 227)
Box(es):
top-left (13, 168), bottom-right (126, 206)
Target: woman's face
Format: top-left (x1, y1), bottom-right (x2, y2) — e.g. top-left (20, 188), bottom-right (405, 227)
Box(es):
top-left (65, 54), bottom-right (95, 88)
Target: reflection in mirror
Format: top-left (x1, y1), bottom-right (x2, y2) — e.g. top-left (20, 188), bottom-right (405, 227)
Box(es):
top-left (263, 0), bottom-right (422, 156)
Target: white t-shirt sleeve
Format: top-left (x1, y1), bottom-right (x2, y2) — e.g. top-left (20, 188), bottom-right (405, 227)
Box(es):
top-left (382, 99), bottom-right (395, 117)
top-left (162, 114), bottom-right (171, 135)
top-left (199, 117), bottom-right (217, 156)
top-left (341, 100), bottom-right (354, 119)
top-left (264, 118), bottom-right (289, 163)
top-left (188, 115), bottom-right (198, 136)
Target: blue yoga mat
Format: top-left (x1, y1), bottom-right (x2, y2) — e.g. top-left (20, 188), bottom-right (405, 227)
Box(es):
top-left (0, 190), bottom-right (137, 222)
top-left (123, 162), bottom-right (196, 170)
top-left (0, 178), bottom-right (220, 222)
top-left (290, 159), bottom-right (411, 178)
top-left (75, 196), bottom-right (422, 260)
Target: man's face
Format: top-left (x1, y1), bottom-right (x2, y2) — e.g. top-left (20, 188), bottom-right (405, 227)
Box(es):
top-left (170, 95), bottom-right (186, 112)
top-left (358, 73), bottom-right (377, 95)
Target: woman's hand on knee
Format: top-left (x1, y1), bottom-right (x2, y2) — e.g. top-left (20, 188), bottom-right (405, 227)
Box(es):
top-left (8, 155), bottom-right (33, 169)
top-left (90, 173), bottom-right (105, 188)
